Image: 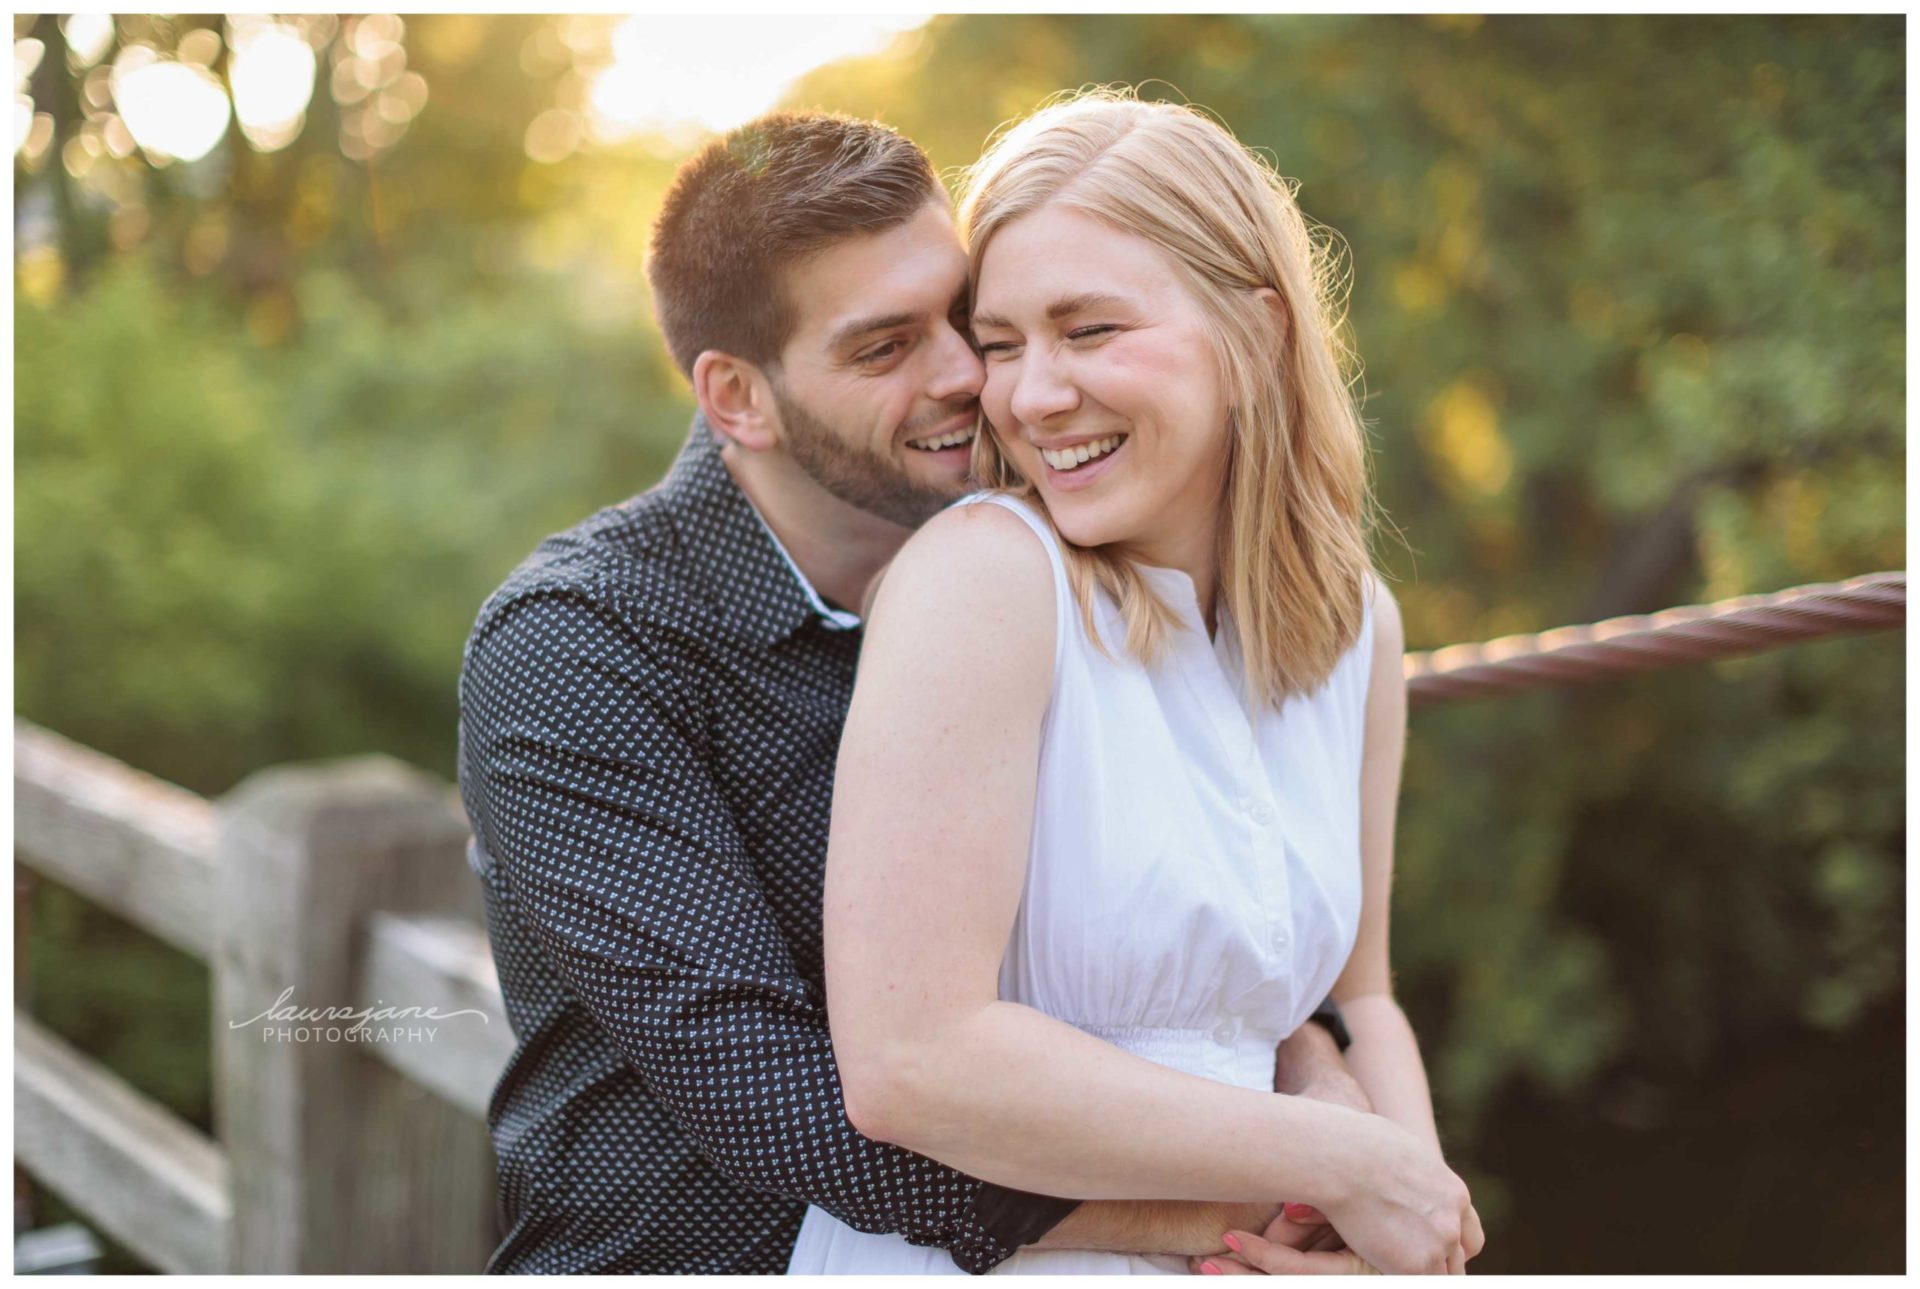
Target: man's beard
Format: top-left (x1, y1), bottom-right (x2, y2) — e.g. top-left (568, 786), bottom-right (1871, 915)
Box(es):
top-left (773, 385), bottom-right (968, 530)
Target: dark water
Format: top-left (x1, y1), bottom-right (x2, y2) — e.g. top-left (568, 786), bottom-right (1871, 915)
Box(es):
top-left (1463, 998), bottom-right (1905, 1274)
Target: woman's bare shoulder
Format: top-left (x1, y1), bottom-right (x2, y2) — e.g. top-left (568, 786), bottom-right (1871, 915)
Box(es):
top-left (865, 499), bottom-right (1057, 637)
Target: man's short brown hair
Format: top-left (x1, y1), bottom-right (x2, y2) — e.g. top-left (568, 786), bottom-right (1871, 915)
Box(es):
top-left (648, 112), bottom-right (943, 378)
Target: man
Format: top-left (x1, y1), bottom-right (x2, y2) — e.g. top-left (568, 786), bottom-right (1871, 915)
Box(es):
top-left (458, 110), bottom-right (1367, 1275)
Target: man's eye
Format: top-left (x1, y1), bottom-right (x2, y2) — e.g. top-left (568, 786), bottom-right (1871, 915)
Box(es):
top-left (858, 340), bottom-right (905, 364)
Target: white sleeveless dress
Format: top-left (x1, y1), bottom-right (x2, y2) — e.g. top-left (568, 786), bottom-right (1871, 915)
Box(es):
top-left (786, 492), bottom-right (1376, 1275)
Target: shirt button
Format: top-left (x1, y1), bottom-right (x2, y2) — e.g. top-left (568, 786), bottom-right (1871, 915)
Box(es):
top-left (1251, 803), bottom-right (1274, 824)
top-left (1212, 1020), bottom-right (1239, 1044)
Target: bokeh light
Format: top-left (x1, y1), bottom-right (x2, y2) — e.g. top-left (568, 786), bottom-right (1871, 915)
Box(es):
top-left (60, 13), bottom-right (114, 70)
top-left (111, 45), bottom-right (231, 162)
top-left (228, 20), bottom-right (317, 152)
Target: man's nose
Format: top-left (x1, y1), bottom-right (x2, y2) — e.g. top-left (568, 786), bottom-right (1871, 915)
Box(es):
top-left (925, 320), bottom-right (985, 405)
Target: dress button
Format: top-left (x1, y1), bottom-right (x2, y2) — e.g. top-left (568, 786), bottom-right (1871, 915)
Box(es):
top-left (1212, 1019), bottom-right (1239, 1044)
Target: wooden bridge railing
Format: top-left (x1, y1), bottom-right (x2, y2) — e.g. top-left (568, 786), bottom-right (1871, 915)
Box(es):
top-left (10, 570), bottom-right (1903, 1272)
top-left (12, 719), bottom-right (512, 1273)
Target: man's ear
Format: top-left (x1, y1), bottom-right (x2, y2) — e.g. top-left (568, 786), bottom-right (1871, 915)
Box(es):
top-left (692, 350), bottom-right (782, 453)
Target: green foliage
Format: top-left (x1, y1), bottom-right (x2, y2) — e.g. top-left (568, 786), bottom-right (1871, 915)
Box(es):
top-left (16, 255), bottom-right (691, 792)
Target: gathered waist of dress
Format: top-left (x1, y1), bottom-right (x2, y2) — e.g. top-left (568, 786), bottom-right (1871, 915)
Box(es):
top-left (1073, 1021), bottom-right (1282, 1093)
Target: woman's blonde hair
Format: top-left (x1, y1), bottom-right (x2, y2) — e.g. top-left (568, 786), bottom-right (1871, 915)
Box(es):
top-left (957, 87), bottom-right (1379, 709)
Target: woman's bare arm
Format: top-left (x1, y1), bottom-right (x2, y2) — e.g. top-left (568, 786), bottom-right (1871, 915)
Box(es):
top-left (1331, 577), bottom-right (1441, 1155)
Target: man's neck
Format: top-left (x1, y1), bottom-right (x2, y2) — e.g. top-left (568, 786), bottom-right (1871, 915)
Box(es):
top-left (718, 443), bottom-right (915, 617)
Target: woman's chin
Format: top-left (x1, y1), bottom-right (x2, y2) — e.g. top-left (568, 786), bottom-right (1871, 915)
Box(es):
top-left (1048, 502), bottom-right (1127, 552)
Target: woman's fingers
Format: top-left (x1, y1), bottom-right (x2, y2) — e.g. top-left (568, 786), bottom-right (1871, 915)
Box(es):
top-left (1282, 1201), bottom-right (1330, 1225)
top-left (1224, 1230), bottom-right (1381, 1275)
top-left (1462, 1204), bottom-right (1485, 1260)
top-left (1191, 1254), bottom-right (1263, 1275)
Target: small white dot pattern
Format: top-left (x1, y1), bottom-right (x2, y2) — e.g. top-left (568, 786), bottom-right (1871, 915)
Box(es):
top-left (457, 422), bottom-right (1036, 1274)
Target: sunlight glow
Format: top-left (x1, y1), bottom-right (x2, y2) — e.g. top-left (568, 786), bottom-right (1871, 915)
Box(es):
top-left (228, 21), bottom-right (316, 151)
top-left (585, 14), bottom-right (928, 143)
top-left (111, 45), bottom-right (230, 162)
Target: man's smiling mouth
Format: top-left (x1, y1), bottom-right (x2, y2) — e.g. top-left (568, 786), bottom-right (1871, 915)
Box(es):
top-left (907, 425), bottom-right (977, 451)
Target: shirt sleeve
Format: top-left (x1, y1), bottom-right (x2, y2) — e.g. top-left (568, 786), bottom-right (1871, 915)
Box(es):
top-left (461, 587), bottom-right (1068, 1273)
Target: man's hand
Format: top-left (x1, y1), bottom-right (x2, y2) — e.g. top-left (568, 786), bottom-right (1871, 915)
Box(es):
top-left (1272, 1018), bottom-right (1372, 1112)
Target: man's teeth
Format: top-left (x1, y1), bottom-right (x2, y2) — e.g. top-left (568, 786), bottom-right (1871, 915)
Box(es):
top-left (909, 427), bottom-right (977, 451)
top-left (1041, 435), bottom-right (1125, 471)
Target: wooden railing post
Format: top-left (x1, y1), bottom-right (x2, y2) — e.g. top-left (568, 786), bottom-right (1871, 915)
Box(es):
top-left (214, 756), bottom-right (497, 1272)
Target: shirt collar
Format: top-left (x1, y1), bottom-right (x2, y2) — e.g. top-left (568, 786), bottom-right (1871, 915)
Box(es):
top-left (661, 416), bottom-right (861, 646)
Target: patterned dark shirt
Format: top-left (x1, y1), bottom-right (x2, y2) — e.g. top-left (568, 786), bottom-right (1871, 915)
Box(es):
top-left (457, 419), bottom-right (1078, 1273)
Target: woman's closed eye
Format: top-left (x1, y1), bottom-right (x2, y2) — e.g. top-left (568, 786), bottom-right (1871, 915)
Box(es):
top-left (978, 325), bottom-right (1120, 358)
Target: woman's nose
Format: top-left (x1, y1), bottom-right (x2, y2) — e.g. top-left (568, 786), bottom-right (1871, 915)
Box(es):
top-left (1008, 348), bottom-right (1079, 427)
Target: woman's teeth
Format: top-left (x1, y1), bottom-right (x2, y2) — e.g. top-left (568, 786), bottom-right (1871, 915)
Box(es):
top-left (1041, 435), bottom-right (1125, 471)
top-left (910, 427), bottom-right (977, 450)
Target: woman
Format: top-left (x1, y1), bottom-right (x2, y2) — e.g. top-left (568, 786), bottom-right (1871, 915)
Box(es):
top-left (787, 89), bottom-right (1480, 1275)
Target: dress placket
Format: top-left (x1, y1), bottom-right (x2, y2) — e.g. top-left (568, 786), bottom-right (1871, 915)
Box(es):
top-left (1153, 575), bottom-right (1296, 979)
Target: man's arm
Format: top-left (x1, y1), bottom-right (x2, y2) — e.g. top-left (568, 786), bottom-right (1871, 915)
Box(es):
top-left (461, 589), bottom-right (1033, 1273)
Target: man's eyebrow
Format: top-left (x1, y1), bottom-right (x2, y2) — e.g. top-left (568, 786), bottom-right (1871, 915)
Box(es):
top-left (972, 293), bottom-right (1132, 330)
top-left (827, 311), bottom-right (920, 351)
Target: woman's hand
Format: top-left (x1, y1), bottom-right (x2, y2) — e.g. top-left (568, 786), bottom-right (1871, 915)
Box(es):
top-left (1194, 1215), bottom-right (1382, 1275)
top-left (1190, 1204), bottom-right (1361, 1275)
top-left (1315, 1113), bottom-right (1482, 1274)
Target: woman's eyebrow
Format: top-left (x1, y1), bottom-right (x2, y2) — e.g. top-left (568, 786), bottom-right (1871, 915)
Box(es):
top-left (1046, 291), bottom-right (1130, 320)
top-left (972, 292), bottom-right (1132, 330)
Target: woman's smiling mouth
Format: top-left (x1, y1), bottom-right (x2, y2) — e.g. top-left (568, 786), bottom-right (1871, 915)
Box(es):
top-left (1038, 434), bottom-right (1126, 471)
top-left (1037, 433), bottom-right (1128, 490)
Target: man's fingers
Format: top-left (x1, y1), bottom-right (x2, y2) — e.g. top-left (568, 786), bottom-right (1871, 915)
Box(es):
top-left (1299, 1223), bottom-right (1348, 1254)
top-left (1259, 1212), bottom-right (1323, 1251)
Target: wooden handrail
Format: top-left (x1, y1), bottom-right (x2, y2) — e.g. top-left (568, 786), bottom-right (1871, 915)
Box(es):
top-left (13, 718), bottom-right (503, 1272)
top-left (14, 1012), bottom-right (232, 1275)
top-left (13, 720), bottom-right (220, 959)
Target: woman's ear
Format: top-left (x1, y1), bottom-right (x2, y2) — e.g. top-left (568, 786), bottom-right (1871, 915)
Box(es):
top-left (1252, 287), bottom-right (1290, 351)
top-left (692, 350), bottom-right (781, 453)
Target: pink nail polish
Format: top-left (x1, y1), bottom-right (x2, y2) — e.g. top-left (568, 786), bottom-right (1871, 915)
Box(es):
top-left (1222, 1233), bottom-right (1243, 1253)
top-left (1200, 1261), bottom-right (1222, 1275)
